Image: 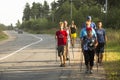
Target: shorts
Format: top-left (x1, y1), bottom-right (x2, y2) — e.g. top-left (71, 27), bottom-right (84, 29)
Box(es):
top-left (96, 43), bottom-right (105, 54)
top-left (57, 45), bottom-right (66, 57)
top-left (71, 33), bottom-right (77, 38)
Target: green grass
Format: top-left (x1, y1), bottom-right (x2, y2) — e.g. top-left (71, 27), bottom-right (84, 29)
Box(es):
top-left (103, 29), bottom-right (120, 80)
top-left (0, 31), bottom-right (8, 41)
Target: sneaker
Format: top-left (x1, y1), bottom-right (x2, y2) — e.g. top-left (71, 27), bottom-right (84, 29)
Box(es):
top-left (60, 64), bottom-right (63, 67)
top-left (89, 70), bottom-right (93, 74)
top-left (62, 64), bottom-right (65, 67)
top-left (60, 64), bottom-right (65, 67)
top-left (66, 58), bottom-right (69, 61)
top-left (85, 70), bottom-right (89, 73)
top-left (99, 63), bottom-right (102, 66)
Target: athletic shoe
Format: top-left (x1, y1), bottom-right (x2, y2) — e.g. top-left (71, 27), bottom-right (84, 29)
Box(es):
top-left (66, 58), bottom-right (69, 61)
top-left (99, 63), bottom-right (102, 66)
top-left (62, 64), bottom-right (65, 67)
top-left (60, 64), bottom-right (63, 67)
top-left (89, 70), bottom-right (93, 74)
top-left (60, 64), bottom-right (65, 67)
top-left (85, 70), bottom-right (89, 73)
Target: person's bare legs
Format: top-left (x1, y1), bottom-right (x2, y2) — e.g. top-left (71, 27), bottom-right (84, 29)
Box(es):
top-left (99, 53), bottom-right (103, 65)
top-left (73, 38), bottom-right (76, 47)
top-left (59, 56), bottom-right (63, 67)
top-left (63, 46), bottom-right (66, 66)
top-left (71, 38), bottom-right (74, 47)
top-left (63, 55), bottom-right (66, 66)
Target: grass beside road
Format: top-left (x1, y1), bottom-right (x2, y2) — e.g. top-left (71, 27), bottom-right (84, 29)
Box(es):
top-left (103, 29), bottom-right (120, 80)
top-left (0, 31), bottom-right (8, 41)
top-left (36, 28), bottom-right (120, 80)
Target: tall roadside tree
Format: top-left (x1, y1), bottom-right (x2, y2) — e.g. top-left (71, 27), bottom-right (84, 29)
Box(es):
top-left (50, 1), bottom-right (58, 22)
top-left (30, 2), bottom-right (42, 20)
top-left (22, 3), bottom-right (31, 21)
top-left (43, 1), bottom-right (49, 18)
top-left (16, 20), bottom-right (21, 29)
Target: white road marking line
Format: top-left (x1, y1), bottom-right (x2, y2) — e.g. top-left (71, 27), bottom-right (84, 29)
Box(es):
top-left (0, 35), bottom-right (43, 61)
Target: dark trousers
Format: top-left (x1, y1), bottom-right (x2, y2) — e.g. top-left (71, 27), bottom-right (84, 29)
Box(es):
top-left (83, 50), bottom-right (95, 67)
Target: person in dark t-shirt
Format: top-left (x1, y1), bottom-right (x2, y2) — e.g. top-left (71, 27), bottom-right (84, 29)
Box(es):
top-left (96, 21), bottom-right (107, 65)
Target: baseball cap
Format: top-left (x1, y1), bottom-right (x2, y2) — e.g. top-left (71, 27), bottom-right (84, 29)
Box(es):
top-left (87, 16), bottom-right (92, 20)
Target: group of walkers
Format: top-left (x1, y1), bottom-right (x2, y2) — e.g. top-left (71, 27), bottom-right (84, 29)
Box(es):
top-left (55, 16), bottom-right (107, 74)
top-left (55, 20), bottom-right (77, 67)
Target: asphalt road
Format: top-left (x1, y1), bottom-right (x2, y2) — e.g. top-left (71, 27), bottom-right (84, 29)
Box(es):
top-left (0, 30), bottom-right (106, 80)
top-left (0, 30), bottom-right (64, 80)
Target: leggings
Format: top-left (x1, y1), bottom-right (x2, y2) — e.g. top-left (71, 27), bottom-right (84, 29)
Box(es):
top-left (83, 50), bottom-right (95, 67)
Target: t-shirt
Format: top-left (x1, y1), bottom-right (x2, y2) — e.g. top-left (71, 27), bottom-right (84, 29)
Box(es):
top-left (56, 30), bottom-right (67, 46)
top-left (96, 28), bottom-right (106, 43)
top-left (82, 22), bottom-right (97, 30)
top-left (80, 27), bottom-right (97, 39)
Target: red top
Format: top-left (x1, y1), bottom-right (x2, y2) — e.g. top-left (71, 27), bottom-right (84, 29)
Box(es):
top-left (56, 30), bottom-right (67, 46)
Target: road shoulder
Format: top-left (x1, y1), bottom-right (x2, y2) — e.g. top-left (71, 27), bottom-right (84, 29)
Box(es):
top-left (0, 31), bottom-right (16, 45)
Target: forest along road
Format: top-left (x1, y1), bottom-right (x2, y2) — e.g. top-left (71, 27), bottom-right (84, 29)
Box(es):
top-left (0, 30), bottom-right (106, 80)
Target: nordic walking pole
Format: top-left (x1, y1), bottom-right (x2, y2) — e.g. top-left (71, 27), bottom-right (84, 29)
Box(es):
top-left (56, 45), bottom-right (57, 62)
top-left (96, 53), bottom-right (99, 72)
top-left (80, 49), bottom-right (83, 71)
top-left (72, 46), bottom-right (74, 59)
top-left (68, 41), bottom-right (71, 65)
top-left (55, 39), bottom-right (57, 62)
top-left (105, 44), bottom-right (107, 62)
top-left (71, 42), bottom-right (75, 66)
top-left (79, 38), bottom-right (84, 71)
top-left (68, 49), bottom-right (71, 66)
top-left (78, 39), bottom-right (83, 71)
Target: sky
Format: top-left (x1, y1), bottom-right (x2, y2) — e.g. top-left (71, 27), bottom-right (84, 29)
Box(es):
top-left (0, 0), bottom-right (56, 26)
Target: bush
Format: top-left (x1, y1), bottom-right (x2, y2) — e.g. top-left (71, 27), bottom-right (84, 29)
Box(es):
top-left (21, 18), bottom-right (57, 34)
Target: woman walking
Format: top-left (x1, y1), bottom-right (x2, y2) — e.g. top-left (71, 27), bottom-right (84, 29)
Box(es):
top-left (81, 21), bottom-right (98, 74)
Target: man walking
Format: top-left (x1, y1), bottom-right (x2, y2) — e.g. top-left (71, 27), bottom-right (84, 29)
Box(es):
top-left (96, 21), bottom-right (107, 65)
top-left (55, 22), bottom-right (67, 67)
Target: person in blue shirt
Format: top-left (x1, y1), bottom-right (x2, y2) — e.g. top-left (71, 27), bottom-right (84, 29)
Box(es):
top-left (96, 21), bottom-right (107, 65)
top-left (82, 16), bottom-right (97, 30)
top-left (81, 27), bottom-right (98, 74)
top-left (80, 21), bottom-right (97, 41)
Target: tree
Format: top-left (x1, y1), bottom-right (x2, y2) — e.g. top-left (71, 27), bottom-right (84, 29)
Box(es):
top-left (43, 1), bottom-right (49, 18)
top-left (22, 3), bottom-right (31, 21)
top-left (51, 0), bottom-right (58, 11)
top-left (16, 20), bottom-right (21, 28)
top-left (30, 2), bottom-right (42, 19)
top-left (57, 0), bottom-right (67, 7)
top-left (54, 1), bottom-right (77, 23)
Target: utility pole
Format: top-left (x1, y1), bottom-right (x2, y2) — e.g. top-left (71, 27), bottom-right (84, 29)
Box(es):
top-left (105, 0), bottom-right (108, 24)
top-left (70, 0), bottom-right (72, 20)
top-left (52, 0), bottom-right (55, 22)
top-left (105, 0), bottom-right (108, 13)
